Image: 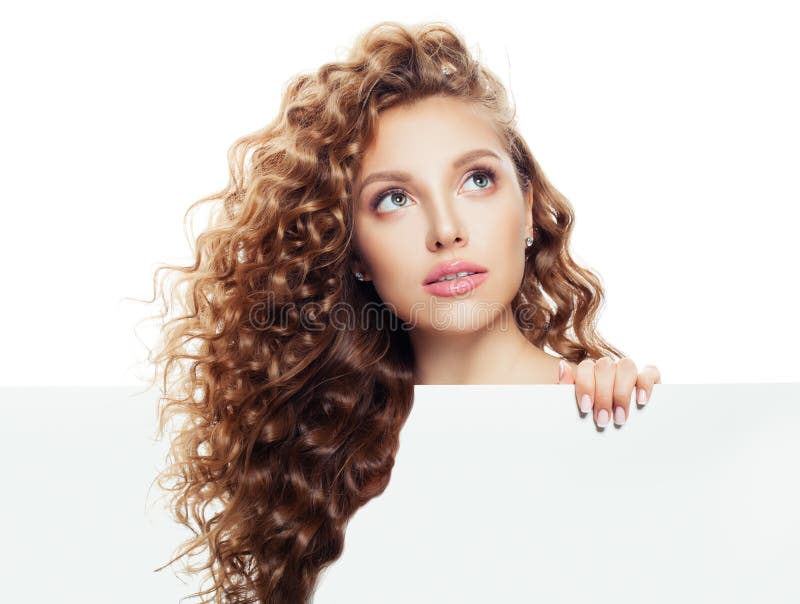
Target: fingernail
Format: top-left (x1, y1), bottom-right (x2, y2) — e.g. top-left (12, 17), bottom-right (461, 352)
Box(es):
top-left (559, 360), bottom-right (566, 382)
top-left (579, 394), bottom-right (592, 413)
top-left (637, 388), bottom-right (648, 405)
top-left (597, 408), bottom-right (609, 427)
top-left (614, 407), bottom-right (626, 425)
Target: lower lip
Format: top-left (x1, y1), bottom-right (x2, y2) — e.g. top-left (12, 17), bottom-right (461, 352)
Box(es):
top-left (422, 272), bottom-right (489, 297)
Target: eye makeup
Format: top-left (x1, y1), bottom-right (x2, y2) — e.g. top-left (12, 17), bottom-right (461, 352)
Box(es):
top-left (367, 164), bottom-right (499, 213)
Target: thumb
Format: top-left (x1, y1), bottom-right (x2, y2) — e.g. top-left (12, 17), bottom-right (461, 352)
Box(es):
top-left (558, 359), bottom-right (575, 384)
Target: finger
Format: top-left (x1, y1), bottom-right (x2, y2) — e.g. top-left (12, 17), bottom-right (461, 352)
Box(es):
top-left (574, 359), bottom-right (596, 414)
top-left (635, 364), bottom-right (662, 406)
top-left (558, 359), bottom-right (576, 385)
top-left (612, 357), bottom-right (638, 426)
top-left (593, 356), bottom-right (616, 428)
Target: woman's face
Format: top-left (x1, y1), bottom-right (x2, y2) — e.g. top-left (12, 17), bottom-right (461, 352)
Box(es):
top-left (352, 95), bottom-right (534, 331)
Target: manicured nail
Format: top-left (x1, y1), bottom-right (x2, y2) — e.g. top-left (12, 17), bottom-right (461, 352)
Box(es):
top-left (637, 388), bottom-right (648, 405)
top-left (597, 408), bottom-right (609, 427)
top-left (614, 406), bottom-right (626, 425)
top-left (559, 360), bottom-right (566, 382)
top-left (579, 394), bottom-right (592, 413)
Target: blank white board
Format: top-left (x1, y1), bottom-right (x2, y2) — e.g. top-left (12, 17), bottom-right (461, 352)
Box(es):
top-left (314, 383), bottom-right (800, 603)
top-left (1, 384), bottom-right (797, 603)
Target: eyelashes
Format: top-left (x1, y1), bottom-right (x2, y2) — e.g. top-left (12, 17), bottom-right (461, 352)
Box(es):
top-left (368, 165), bottom-right (499, 212)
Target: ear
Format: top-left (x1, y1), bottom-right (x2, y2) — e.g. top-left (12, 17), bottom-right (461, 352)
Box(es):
top-left (524, 186), bottom-right (534, 238)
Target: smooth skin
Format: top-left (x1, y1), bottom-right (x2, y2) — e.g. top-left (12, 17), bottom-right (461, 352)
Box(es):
top-left (558, 357), bottom-right (662, 428)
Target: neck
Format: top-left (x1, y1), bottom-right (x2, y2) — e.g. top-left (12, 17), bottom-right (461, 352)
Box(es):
top-left (409, 305), bottom-right (558, 385)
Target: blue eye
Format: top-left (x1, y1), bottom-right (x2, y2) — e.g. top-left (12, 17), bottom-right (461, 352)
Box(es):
top-left (371, 189), bottom-right (411, 213)
top-left (463, 169), bottom-right (495, 191)
top-left (369, 166), bottom-right (498, 214)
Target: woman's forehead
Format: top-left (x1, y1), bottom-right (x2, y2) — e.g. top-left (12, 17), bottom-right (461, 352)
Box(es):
top-left (358, 99), bottom-right (504, 173)
top-left (370, 97), bottom-right (496, 143)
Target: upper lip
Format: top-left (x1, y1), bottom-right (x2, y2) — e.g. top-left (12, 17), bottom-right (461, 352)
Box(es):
top-left (422, 259), bottom-right (489, 285)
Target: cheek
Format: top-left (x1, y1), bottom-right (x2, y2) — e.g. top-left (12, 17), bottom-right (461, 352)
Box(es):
top-left (355, 218), bottom-right (422, 292)
top-left (480, 202), bottom-right (528, 290)
top-left (355, 221), bottom-right (430, 322)
top-left (481, 200), bottom-right (525, 254)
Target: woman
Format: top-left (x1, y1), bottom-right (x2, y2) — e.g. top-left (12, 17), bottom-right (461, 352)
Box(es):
top-left (147, 20), bottom-right (662, 604)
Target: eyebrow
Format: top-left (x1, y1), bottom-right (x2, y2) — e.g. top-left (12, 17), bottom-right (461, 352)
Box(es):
top-left (357, 148), bottom-right (502, 195)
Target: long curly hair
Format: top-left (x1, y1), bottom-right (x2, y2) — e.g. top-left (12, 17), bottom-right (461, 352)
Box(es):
top-left (141, 19), bottom-right (625, 604)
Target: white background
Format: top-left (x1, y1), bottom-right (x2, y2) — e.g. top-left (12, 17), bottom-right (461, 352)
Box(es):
top-left (2, 3), bottom-right (799, 601)
top-left (1, 0), bottom-right (798, 386)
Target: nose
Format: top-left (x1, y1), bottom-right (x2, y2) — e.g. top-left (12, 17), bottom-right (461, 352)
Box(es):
top-left (425, 196), bottom-right (469, 252)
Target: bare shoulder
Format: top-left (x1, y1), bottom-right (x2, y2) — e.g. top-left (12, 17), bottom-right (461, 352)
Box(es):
top-left (512, 348), bottom-right (566, 384)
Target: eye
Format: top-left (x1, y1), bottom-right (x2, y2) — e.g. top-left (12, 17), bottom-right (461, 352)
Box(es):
top-left (368, 165), bottom-right (499, 214)
top-left (462, 166), bottom-right (497, 192)
top-left (370, 189), bottom-right (412, 213)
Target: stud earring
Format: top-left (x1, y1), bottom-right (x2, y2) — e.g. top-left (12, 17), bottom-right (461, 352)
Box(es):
top-left (525, 236), bottom-right (534, 247)
top-left (354, 271), bottom-right (365, 281)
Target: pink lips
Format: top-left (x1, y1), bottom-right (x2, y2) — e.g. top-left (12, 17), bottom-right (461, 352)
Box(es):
top-left (422, 259), bottom-right (489, 286)
top-left (422, 272), bottom-right (489, 297)
top-left (421, 259), bottom-right (489, 297)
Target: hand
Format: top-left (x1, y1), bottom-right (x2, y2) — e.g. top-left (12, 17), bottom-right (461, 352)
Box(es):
top-left (558, 357), bottom-right (662, 428)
